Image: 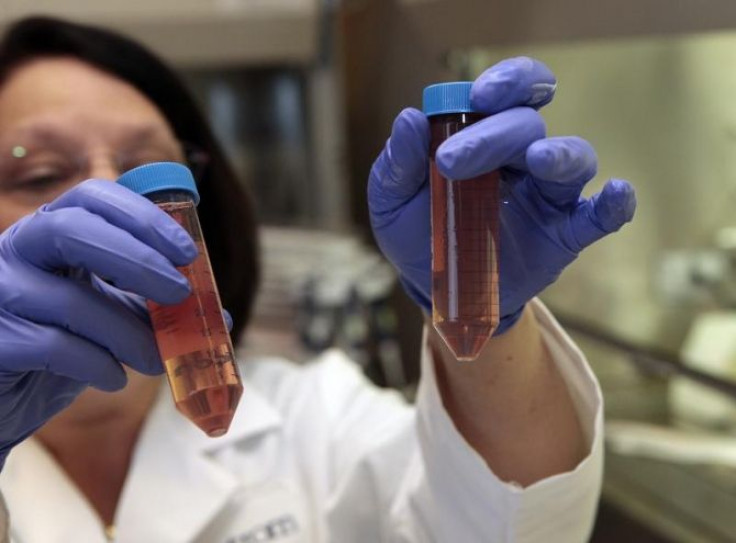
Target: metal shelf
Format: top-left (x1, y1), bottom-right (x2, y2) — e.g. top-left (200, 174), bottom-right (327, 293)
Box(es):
top-left (553, 307), bottom-right (736, 541)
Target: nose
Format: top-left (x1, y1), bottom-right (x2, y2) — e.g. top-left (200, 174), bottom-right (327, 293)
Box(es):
top-left (87, 154), bottom-right (122, 182)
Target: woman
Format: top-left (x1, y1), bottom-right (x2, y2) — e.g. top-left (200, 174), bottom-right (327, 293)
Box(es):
top-left (0, 16), bottom-right (634, 543)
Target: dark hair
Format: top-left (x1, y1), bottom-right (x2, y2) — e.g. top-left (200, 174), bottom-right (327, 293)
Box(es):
top-left (0, 16), bottom-right (260, 344)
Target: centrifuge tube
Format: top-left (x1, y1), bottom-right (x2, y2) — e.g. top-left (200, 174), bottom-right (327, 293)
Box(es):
top-left (118, 162), bottom-right (242, 437)
top-left (424, 82), bottom-right (500, 361)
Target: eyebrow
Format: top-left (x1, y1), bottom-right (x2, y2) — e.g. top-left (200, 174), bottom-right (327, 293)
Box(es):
top-left (0, 121), bottom-right (176, 149)
top-left (1, 124), bottom-right (81, 148)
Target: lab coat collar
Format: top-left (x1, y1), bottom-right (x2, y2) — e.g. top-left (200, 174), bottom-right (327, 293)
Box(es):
top-left (0, 377), bottom-right (284, 543)
top-left (0, 438), bottom-right (108, 542)
top-left (114, 381), bottom-right (284, 542)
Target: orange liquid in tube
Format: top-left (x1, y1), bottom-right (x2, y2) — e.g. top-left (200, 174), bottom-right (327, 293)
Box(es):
top-left (118, 162), bottom-right (242, 436)
top-left (425, 83), bottom-right (500, 361)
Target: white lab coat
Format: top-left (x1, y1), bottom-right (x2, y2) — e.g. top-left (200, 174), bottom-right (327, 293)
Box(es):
top-left (0, 300), bottom-right (602, 542)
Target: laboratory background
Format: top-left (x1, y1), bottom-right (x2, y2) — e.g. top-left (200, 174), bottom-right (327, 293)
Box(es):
top-left (4, 0), bottom-right (736, 541)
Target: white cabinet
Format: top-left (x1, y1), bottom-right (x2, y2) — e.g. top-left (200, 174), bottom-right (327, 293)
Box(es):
top-left (0, 0), bottom-right (319, 66)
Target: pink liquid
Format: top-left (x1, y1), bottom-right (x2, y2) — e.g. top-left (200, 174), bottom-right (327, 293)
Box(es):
top-left (430, 160), bottom-right (500, 361)
top-left (148, 201), bottom-right (242, 436)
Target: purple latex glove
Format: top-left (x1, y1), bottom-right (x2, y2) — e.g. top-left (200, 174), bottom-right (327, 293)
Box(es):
top-left (369, 57), bottom-right (636, 334)
top-left (0, 179), bottom-right (198, 467)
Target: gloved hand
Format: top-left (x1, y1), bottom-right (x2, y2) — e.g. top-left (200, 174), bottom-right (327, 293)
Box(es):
top-left (369, 57), bottom-right (636, 334)
top-left (0, 179), bottom-right (197, 467)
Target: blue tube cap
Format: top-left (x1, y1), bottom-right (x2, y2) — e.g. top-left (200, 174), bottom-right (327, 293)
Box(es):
top-left (423, 82), bottom-right (475, 117)
top-left (117, 162), bottom-right (200, 205)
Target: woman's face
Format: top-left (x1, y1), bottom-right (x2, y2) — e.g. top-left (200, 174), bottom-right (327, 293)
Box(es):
top-left (0, 57), bottom-right (186, 422)
top-left (0, 56), bottom-right (185, 232)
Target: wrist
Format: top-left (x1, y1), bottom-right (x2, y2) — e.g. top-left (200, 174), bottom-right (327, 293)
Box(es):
top-left (0, 447), bottom-right (10, 472)
top-left (494, 305), bottom-right (526, 336)
top-left (399, 275), bottom-right (431, 313)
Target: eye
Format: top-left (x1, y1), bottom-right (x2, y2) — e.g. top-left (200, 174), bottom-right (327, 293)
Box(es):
top-left (17, 166), bottom-right (73, 189)
top-left (2, 152), bottom-right (79, 193)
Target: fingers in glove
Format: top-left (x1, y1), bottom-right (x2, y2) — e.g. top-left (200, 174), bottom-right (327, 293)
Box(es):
top-left (525, 136), bottom-right (598, 209)
top-left (0, 312), bottom-right (128, 391)
top-left (368, 108), bottom-right (430, 227)
top-left (11, 207), bottom-right (191, 305)
top-left (46, 179), bottom-right (197, 266)
top-left (223, 309), bottom-right (233, 332)
top-left (90, 275), bottom-right (150, 323)
top-left (570, 179), bottom-right (637, 250)
top-left (436, 107), bottom-right (546, 180)
top-left (471, 57), bottom-right (557, 114)
top-left (2, 269), bottom-right (162, 375)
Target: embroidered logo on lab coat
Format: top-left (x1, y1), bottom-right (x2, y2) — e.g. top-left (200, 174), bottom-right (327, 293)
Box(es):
top-left (225, 515), bottom-right (299, 542)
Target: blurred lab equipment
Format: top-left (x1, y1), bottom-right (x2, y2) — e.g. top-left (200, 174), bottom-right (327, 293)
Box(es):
top-left (424, 81), bottom-right (501, 360)
top-left (246, 227), bottom-right (406, 389)
top-left (606, 420), bottom-right (736, 466)
top-left (670, 312), bottom-right (736, 431)
top-left (555, 310), bottom-right (736, 542)
top-left (119, 163), bottom-right (243, 437)
top-left (655, 228), bottom-right (736, 431)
